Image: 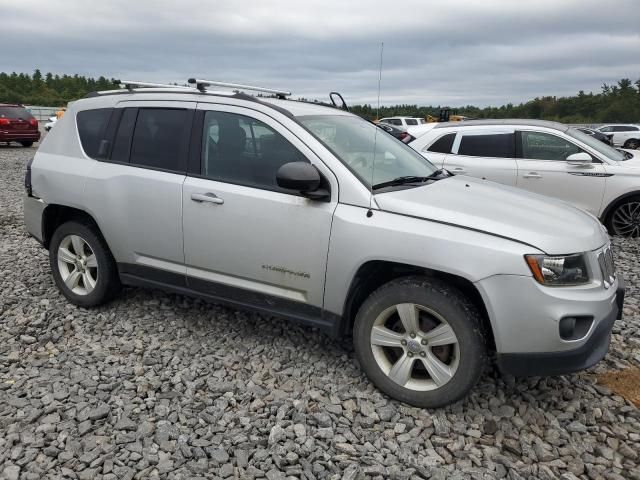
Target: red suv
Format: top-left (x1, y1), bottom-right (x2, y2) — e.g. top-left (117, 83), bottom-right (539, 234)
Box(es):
top-left (0, 104), bottom-right (41, 147)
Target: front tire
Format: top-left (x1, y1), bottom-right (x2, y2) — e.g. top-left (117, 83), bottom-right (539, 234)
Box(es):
top-left (353, 276), bottom-right (487, 408)
top-left (624, 139), bottom-right (639, 150)
top-left (21, 141), bottom-right (34, 147)
top-left (49, 220), bottom-right (121, 307)
top-left (607, 196), bottom-right (640, 237)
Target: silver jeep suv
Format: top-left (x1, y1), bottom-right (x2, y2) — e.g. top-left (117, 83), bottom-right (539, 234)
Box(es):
top-left (23, 79), bottom-right (625, 407)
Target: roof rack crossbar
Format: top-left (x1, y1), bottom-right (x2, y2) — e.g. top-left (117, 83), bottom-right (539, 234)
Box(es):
top-left (117, 80), bottom-right (195, 91)
top-left (188, 78), bottom-right (291, 99)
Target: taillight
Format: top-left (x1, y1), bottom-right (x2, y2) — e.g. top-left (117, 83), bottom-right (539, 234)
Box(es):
top-left (0, 118), bottom-right (9, 126)
top-left (25, 157), bottom-right (34, 196)
top-left (29, 118), bottom-right (38, 127)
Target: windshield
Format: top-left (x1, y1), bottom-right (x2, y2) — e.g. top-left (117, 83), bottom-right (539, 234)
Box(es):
top-left (567, 127), bottom-right (626, 162)
top-left (298, 115), bottom-right (437, 187)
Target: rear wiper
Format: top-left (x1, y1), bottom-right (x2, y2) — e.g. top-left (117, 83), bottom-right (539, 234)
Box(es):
top-left (372, 170), bottom-right (446, 190)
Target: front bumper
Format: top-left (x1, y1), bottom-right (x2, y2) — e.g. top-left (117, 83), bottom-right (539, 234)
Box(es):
top-left (496, 277), bottom-right (624, 377)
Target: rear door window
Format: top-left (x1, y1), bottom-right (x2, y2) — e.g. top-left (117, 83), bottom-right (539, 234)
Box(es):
top-left (457, 133), bottom-right (515, 158)
top-left (110, 108), bottom-right (138, 163)
top-left (129, 108), bottom-right (189, 172)
top-left (77, 108), bottom-right (113, 159)
top-left (405, 119), bottom-right (418, 126)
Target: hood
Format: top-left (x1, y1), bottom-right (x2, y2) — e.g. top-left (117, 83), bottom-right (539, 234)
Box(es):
top-left (375, 176), bottom-right (608, 254)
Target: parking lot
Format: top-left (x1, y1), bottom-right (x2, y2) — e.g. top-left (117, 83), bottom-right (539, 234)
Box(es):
top-left (0, 144), bottom-right (639, 479)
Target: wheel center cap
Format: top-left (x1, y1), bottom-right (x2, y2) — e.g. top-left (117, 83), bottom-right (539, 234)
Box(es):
top-left (407, 339), bottom-right (422, 353)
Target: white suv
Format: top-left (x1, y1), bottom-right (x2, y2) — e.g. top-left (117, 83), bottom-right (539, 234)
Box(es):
top-left (595, 124), bottom-right (640, 149)
top-left (410, 119), bottom-right (640, 236)
top-left (23, 82), bottom-right (624, 407)
top-left (379, 116), bottom-right (426, 130)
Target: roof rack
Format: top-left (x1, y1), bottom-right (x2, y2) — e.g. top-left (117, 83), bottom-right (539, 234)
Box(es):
top-left (117, 80), bottom-right (195, 91)
top-left (188, 78), bottom-right (291, 99)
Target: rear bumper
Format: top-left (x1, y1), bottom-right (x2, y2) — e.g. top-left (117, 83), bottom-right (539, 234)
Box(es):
top-left (0, 130), bottom-right (41, 142)
top-left (23, 195), bottom-right (47, 244)
top-left (497, 278), bottom-right (625, 376)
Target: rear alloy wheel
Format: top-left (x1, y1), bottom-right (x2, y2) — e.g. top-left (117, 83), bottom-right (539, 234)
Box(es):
top-left (50, 220), bottom-right (120, 307)
top-left (609, 197), bottom-right (640, 237)
top-left (353, 276), bottom-right (486, 408)
top-left (624, 139), bottom-right (639, 150)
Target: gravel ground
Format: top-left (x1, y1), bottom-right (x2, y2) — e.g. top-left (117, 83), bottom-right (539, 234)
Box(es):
top-left (0, 144), bottom-right (639, 480)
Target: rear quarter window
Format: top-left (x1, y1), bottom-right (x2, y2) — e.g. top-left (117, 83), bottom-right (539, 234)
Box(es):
top-left (77, 108), bottom-right (113, 159)
top-left (426, 133), bottom-right (456, 153)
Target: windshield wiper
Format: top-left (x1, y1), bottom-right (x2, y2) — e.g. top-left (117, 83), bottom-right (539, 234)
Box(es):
top-left (372, 170), bottom-right (446, 190)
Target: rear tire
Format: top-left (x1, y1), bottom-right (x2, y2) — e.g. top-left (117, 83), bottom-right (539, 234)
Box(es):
top-left (353, 276), bottom-right (487, 408)
top-left (606, 196), bottom-right (640, 237)
top-left (21, 141), bottom-right (34, 147)
top-left (49, 220), bottom-right (121, 307)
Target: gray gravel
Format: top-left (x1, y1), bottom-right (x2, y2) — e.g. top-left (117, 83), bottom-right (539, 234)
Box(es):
top-left (1, 144), bottom-right (639, 480)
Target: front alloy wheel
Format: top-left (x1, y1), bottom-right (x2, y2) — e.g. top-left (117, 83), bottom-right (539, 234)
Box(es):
top-left (353, 277), bottom-right (486, 408)
top-left (370, 303), bottom-right (460, 391)
top-left (57, 234), bottom-right (98, 295)
top-left (610, 198), bottom-right (640, 237)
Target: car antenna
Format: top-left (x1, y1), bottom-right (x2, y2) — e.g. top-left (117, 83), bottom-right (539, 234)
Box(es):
top-left (367, 41), bottom-right (384, 218)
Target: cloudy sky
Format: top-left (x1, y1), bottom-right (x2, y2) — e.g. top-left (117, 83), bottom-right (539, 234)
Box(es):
top-left (2, 0), bottom-right (639, 106)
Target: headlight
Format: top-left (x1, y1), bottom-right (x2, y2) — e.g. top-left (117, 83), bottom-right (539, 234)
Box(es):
top-left (525, 254), bottom-right (590, 286)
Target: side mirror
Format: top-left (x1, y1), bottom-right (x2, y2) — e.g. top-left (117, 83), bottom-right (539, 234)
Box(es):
top-left (566, 152), bottom-right (593, 166)
top-left (276, 162), bottom-right (330, 200)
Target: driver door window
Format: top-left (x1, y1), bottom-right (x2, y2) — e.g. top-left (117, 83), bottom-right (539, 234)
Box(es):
top-left (520, 131), bottom-right (584, 161)
top-left (202, 111), bottom-right (308, 192)
top-left (516, 130), bottom-right (605, 215)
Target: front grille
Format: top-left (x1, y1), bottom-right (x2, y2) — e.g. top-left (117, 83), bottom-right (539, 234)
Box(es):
top-left (598, 247), bottom-right (616, 287)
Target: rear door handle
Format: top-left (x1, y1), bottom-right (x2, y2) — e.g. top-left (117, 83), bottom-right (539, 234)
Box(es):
top-left (191, 192), bottom-right (224, 205)
top-left (523, 172), bottom-right (542, 179)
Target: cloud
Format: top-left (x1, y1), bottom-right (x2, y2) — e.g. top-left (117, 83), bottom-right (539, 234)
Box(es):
top-left (1, 0), bottom-right (639, 106)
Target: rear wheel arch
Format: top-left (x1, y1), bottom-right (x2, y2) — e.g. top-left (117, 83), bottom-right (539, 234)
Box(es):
top-left (340, 260), bottom-right (495, 351)
top-left (42, 205), bottom-right (107, 250)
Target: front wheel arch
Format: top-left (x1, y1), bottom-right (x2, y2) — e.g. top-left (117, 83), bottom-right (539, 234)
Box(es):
top-left (601, 192), bottom-right (640, 231)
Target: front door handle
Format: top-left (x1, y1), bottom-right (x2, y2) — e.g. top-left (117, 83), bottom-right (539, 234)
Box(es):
top-left (523, 172), bottom-right (542, 179)
top-left (191, 192), bottom-right (224, 205)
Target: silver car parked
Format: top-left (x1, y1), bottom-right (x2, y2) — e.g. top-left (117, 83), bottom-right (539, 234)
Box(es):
top-left (23, 79), bottom-right (625, 407)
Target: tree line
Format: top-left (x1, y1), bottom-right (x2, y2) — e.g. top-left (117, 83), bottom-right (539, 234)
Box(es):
top-left (1, 71), bottom-right (638, 123)
top-left (0, 70), bottom-right (119, 107)
top-left (351, 78), bottom-right (640, 124)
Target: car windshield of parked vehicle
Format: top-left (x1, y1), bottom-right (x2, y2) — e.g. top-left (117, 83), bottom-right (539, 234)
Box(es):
top-left (567, 127), bottom-right (626, 162)
top-left (0, 106), bottom-right (33, 119)
top-left (299, 115), bottom-right (438, 188)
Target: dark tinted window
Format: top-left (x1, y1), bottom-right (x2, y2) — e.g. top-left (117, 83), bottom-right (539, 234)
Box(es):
top-left (386, 119), bottom-right (402, 126)
top-left (520, 131), bottom-right (582, 161)
top-left (201, 111), bottom-right (308, 191)
top-left (130, 109), bottom-right (188, 171)
top-left (0, 106), bottom-right (34, 119)
top-left (427, 133), bottom-right (456, 153)
top-left (613, 125), bottom-right (639, 132)
top-left (458, 133), bottom-right (514, 158)
top-left (77, 108), bottom-right (113, 158)
top-left (598, 126), bottom-right (613, 132)
top-left (110, 108), bottom-right (137, 163)
top-left (405, 119), bottom-right (418, 125)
